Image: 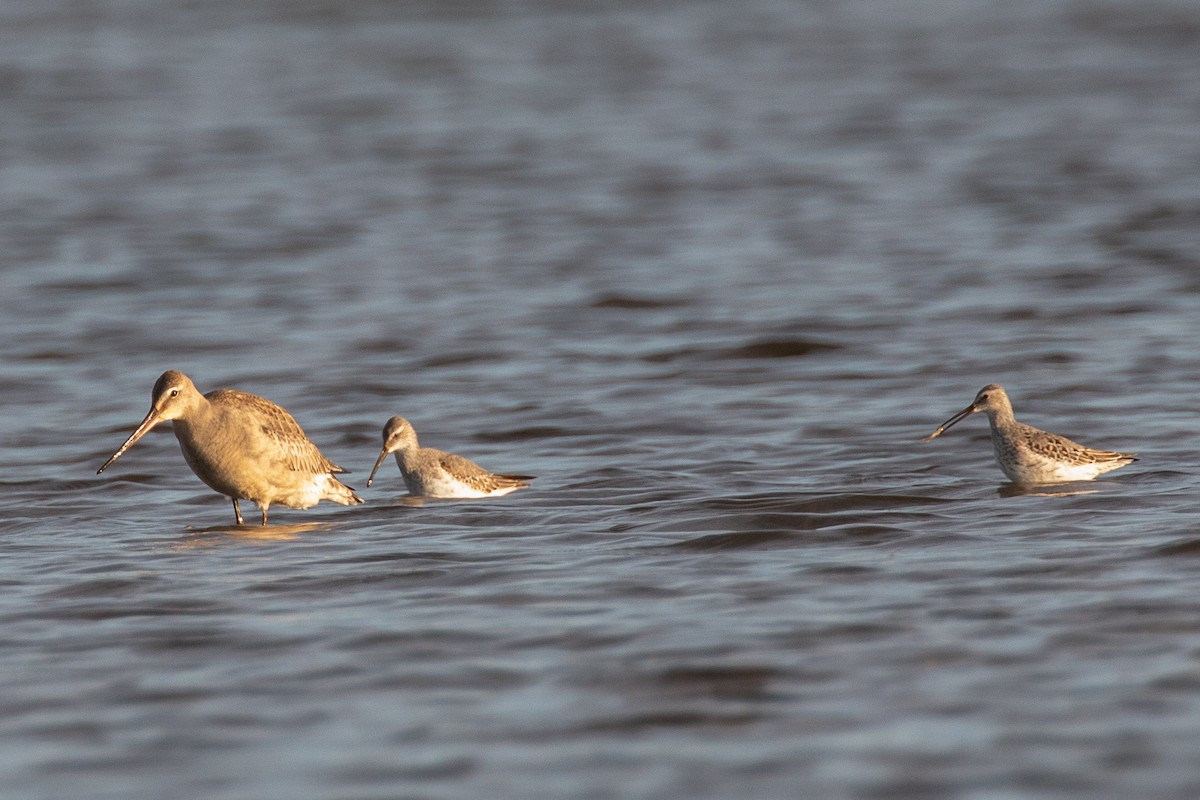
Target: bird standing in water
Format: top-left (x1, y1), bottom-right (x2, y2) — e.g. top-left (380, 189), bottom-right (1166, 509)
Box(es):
top-left (367, 416), bottom-right (533, 498)
top-left (98, 370), bottom-right (363, 525)
top-left (923, 384), bottom-right (1136, 485)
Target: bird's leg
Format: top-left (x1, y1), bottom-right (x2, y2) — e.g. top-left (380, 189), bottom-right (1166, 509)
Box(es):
top-left (260, 504), bottom-right (269, 526)
top-left (232, 497), bottom-right (244, 526)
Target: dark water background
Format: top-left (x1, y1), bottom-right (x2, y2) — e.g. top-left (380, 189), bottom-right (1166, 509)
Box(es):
top-left (3, 0), bottom-right (1200, 797)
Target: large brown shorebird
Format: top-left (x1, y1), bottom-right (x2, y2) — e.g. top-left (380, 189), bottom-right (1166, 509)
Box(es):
top-left (98, 370), bottom-right (363, 525)
top-left (923, 384), bottom-right (1136, 485)
top-left (366, 416), bottom-right (533, 498)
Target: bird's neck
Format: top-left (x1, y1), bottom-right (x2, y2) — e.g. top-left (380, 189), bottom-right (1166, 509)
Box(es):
top-left (171, 396), bottom-right (216, 443)
top-left (399, 445), bottom-right (424, 466)
top-left (985, 406), bottom-right (1017, 431)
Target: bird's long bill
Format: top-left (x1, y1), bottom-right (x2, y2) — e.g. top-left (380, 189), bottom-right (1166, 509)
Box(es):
top-left (97, 407), bottom-right (163, 473)
top-left (366, 448), bottom-right (391, 487)
top-left (921, 404), bottom-right (977, 442)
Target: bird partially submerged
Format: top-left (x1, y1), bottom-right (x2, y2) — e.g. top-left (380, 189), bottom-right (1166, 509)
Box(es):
top-left (367, 416), bottom-right (533, 498)
top-left (923, 384), bottom-right (1136, 485)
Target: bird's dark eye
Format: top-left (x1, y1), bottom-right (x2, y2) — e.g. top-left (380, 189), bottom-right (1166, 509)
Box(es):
top-left (169, 388), bottom-right (180, 398)
top-left (979, 394), bottom-right (989, 402)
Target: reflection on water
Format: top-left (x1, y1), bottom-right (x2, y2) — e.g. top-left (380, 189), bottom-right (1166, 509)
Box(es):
top-left (1, 0), bottom-right (1199, 798)
top-left (997, 483), bottom-right (1102, 498)
top-left (393, 495), bottom-right (427, 508)
top-left (179, 521), bottom-right (333, 546)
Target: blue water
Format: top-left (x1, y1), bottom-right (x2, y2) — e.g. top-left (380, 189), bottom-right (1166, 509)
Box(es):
top-left (3, 0), bottom-right (1200, 797)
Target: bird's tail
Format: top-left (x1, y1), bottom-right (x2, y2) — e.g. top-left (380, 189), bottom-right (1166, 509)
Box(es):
top-left (324, 475), bottom-right (365, 506)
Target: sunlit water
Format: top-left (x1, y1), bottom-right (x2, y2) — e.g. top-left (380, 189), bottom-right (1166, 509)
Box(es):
top-left (3, 1), bottom-right (1200, 797)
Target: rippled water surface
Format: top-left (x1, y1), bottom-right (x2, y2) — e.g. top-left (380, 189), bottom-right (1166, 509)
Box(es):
top-left (3, 0), bottom-right (1200, 797)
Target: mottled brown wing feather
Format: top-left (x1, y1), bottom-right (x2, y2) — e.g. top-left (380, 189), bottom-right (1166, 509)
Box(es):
top-left (437, 452), bottom-right (528, 492)
top-left (1022, 425), bottom-right (1135, 464)
top-left (210, 389), bottom-right (345, 474)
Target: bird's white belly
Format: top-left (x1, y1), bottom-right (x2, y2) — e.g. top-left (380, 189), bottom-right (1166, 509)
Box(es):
top-left (994, 441), bottom-right (1107, 484)
top-left (266, 475), bottom-right (328, 509)
top-left (407, 471), bottom-right (491, 498)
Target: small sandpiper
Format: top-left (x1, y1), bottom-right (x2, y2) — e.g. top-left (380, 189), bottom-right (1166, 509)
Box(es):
top-left (922, 384), bottom-right (1137, 485)
top-left (98, 370), bottom-right (364, 525)
top-left (366, 416), bottom-right (534, 498)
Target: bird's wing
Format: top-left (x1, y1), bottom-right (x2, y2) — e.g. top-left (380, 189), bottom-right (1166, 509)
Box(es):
top-left (211, 389), bottom-right (345, 474)
top-left (437, 451), bottom-right (528, 493)
top-left (1022, 425), bottom-right (1135, 464)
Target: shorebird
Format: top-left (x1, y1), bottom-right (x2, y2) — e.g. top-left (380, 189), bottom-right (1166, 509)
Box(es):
top-left (98, 370), bottom-right (363, 525)
top-left (922, 384), bottom-right (1136, 485)
top-left (366, 416), bottom-right (533, 498)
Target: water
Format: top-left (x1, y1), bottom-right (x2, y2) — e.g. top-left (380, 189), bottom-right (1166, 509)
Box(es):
top-left (2, 0), bottom-right (1200, 797)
